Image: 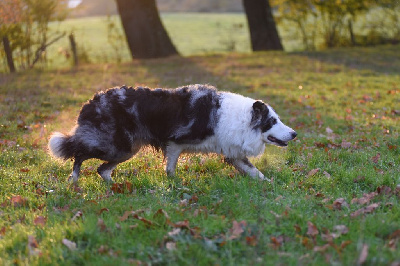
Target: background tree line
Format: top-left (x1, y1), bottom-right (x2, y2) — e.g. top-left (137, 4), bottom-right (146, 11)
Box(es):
top-left (1, 0), bottom-right (399, 73)
top-left (272, 0), bottom-right (400, 50)
top-left (0, 0), bottom-right (68, 72)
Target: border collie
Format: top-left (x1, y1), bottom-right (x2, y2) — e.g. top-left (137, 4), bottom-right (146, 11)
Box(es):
top-left (49, 84), bottom-right (296, 183)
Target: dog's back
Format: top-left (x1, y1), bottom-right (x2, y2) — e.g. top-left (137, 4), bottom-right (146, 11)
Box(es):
top-left (49, 84), bottom-right (222, 180)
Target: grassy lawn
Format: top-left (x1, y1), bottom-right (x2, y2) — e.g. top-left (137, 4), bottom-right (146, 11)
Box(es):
top-left (46, 13), bottom-right (252, 68)
top-left (45, 13), bottom-right (301, 69)
top-left (0, 45), bottom-right (400, 265)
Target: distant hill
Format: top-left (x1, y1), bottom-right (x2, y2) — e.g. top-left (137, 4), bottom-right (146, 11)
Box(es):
top-left (70, 0), bottom-right (243, 17)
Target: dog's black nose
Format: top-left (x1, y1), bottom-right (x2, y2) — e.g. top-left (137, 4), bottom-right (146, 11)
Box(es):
top-left (291, 131), bottom-right (297, 139)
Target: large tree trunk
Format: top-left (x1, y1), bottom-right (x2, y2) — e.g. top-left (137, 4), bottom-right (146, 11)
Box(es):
top-left (115, 0), bottom-right (178, 59)
top-left (242, 0), bottom-right (283, 51)
top-left (2, 36), bottom-right (16, 73)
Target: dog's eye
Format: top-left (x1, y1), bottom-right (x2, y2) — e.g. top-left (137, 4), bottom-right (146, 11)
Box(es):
top-left (261, 117), bottom-right (277, 132)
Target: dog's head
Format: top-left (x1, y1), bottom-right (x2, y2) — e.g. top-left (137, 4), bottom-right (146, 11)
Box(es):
top-left (252, 101), bottom-right (297, 147)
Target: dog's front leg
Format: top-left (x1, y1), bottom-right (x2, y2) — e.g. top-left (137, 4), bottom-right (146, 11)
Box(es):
top-left (225, 157), bottom-right (270, 182)
top-left (165, 143), bottom-right (182, 176)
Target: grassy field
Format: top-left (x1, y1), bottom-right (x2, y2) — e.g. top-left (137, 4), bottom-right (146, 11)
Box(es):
top-left (45, 13), bottom-right (302, 68)
top-left (46, 13), bottom-right (252, 68)
top-left (0, 44), bottom-right (400, 265)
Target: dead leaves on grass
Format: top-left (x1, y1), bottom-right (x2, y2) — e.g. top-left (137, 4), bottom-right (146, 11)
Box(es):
top-left (110, 181), bottom-right (134, 194)
top-left (229, 220), bottom-right (247, 240)
top-left (33, 216), bottom-right (46, 227)
top-left (1, 195), bottom-right (28, 208)
top-left (320, 185), bottom-right (398, 218)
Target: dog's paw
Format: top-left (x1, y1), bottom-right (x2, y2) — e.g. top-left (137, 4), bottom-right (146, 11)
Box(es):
top-left (68, 174), bottom-right (78, 183)
top-left (258, 173), bottom-right (271, 182)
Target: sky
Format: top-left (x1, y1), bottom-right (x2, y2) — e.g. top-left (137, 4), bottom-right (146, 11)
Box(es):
top-left (68, 0), bottom-right (82, 8)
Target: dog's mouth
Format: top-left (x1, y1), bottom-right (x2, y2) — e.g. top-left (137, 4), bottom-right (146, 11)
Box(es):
top-left (267, 136), bottom-right (288, 147)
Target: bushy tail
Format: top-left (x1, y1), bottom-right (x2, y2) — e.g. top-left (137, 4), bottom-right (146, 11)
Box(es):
top-left (48, 132), bottom-right (75, 160)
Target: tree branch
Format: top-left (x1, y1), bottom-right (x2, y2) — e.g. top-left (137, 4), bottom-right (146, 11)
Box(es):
top-left (30, 32), bottom-right (66, 68)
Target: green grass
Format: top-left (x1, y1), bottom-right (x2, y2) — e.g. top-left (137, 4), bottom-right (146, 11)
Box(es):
top-left (1, 45), bottom-right (400, 265)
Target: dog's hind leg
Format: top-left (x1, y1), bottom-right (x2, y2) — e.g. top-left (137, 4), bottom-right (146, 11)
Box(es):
top-left (97, 161), bottom-right (119, 182)
top-left (164, 143), bottom-right (183, 176)
top-left (69, 157), bottom-right (84, 183)
top-left (225, 157), bottom-right (270, 182)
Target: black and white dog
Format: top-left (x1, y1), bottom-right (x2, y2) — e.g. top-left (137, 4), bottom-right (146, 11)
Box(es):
top-left (49, 84), bottom-right (297, 183)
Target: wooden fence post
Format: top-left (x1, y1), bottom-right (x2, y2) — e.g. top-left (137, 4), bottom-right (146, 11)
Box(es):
top-left (2, 36), bottom-right (16, 73)
top-left (69, 33), bottom-right (78, 66)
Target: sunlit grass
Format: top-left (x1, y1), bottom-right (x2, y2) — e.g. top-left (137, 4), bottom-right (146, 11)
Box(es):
top-left (0, 45), bottom-right (399, 264)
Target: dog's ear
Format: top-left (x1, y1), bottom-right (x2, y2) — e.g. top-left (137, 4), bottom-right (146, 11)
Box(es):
top-left (253, 101), bottom-right (266, 115)
top-left (252, 101), bottom-right (267, 124)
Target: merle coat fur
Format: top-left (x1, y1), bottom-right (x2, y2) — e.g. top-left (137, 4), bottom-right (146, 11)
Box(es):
top-left (49, 84), bottom-right (296, 182)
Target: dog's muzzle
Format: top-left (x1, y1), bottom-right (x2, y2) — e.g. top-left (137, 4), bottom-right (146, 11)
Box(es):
top-left (267, 131), bottom-right (297, 147)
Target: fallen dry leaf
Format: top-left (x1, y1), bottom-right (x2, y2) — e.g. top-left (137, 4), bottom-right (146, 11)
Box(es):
top-left (333, 225), bottom-right (349, 235)
top-left (98, 245), bottom-right (109, 254)
top-left (275, 195), bottom-right (283, 201)
top-left (387, 229), bottom-right (400, 250)
top-left (246, 235), bottom-right (258, 246)
top-left (388, 229), bottom-right (400, 240)
top-left (179, 199), bottom-right (188, 207)
top-left (33, 216), bottom-right (46, 227)
top-left (118, 209), bottom-right (145, 222)
top-left (111, 181), bottom-right (134, 194)
top-left (11, 195), bottom-right (27, 207)
top-left (333, 198), bottom-right (349, 210)
top-left (313, 243), bottom-right (330, 252)
top-left (165, 241), bottom-right (177, 250)
top-left (341, 141), bottom-right (352, 148)
top-left (71, 185), bottom-right (83, 193)
top-left (97, 218), bottom-right (107, 232)
top-left (307, 168), bottom-right (320, 177)
top-left (71, 211), bottom-right (83, 221)
top-left (357, 244), bottom-right (368, 265)
top-left (323, 171), bottom-right (331, 179)
top-left (129, 224), bottom-right (138, 229)
top-left (153, 208), bottom-right (170, 219)
top-left (376, 185), bottom-right (392, 196)
top-left (300, 236), bottom-right (313, 249)
top-left (28, 235), bottom-right (39, 248)
top-left (351, 203), bottom-right (380, 218)
top-left (351, 192), bottom-right (377, 205)
top-left (0, 226), bottom-right (6, 236)
top-left (97, 208), bottom-right (109, 215)
top-left (371, 153), bottom-right (380, 164)
top-left (229, 220), bottom-right (247, 240)
top-left (134, 215), bottom-right (156, 227)
top-left (169, 220), bottom-right (190, 229)
top-left (306, 221), bottom-right (319, 238)
top-left (270, 236), bottom-right (284, 249)
top-left (62, 239), bottom-right (77, 251)
top-left (340, 240), bottom-right (352, 251)
top-left (293, 224), bottom-right (301, 233)
top-left (168, 228), bottom-right (181, 237)
top-left (28, 235), bottom-right (41, 256)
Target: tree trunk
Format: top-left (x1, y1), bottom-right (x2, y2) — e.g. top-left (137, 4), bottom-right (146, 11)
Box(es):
top-left (242, 0), bottom-right (283, 51)
top-left (114, 0), bottom-right (178, 59)
top-left (2, 36), bottom-right (16, 73)
top-left (69, 33), bottom-right (78, 66)
top-left (348, 19), bottom-right (356, 46)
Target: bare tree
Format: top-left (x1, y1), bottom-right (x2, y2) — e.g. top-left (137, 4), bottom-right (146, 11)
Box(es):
top-left (114, 0), bottom-right (178, 59)
top-left (242, 0), bottom-right (283, 51)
